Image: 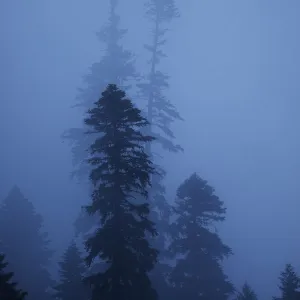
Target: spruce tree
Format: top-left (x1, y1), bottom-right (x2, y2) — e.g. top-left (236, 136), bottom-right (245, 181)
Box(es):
top-left (53, 241), bottom-right (90, 300)
top-left (168, 173), bottom-right (234, 300)
top-left (0, 253), bottom-right (27, 300)
top-left (63, 0), bottom-right (138, 240)
top-left (0, 186), bottom-right (53, 300)
top-left (138, 0), bottom-right (183, 225)
top-left (273, 264), bottom-right (300, 300)
top-left (236, 282), bottom-right (258, 300)
top-left (139, 0), bottom-right (182, 153)
top-left (84, 84), bottom-right (158, 300)
top-left (138, 1), bottom-right (183, 296)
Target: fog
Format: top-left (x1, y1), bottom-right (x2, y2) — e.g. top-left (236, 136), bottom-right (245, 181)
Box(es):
top-left (1, 1), bottom-right (300, 299)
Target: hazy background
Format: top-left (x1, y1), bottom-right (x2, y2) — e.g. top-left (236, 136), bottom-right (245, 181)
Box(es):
top-left (1, 1), bottom-right (300, 298)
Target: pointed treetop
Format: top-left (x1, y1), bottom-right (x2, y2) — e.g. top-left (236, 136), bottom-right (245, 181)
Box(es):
top-left (6, 185), bottom-right (23, 199)
top-left (53, 240), bottom-right (88, 300)
top-left (175, 172), bottom-right (226, 223)
top-left (1, 186), bottom-right (41, 221)
top-left (236, 282), bottom-right (258, 300)
top-left (279, 263), bottom-right (300, 292)
top-left (75, 0), bottom-right (137, 110)
top-left (1, 186), bottom-right (37, 217)
top-left (58, 239), bottom-right (85, 273)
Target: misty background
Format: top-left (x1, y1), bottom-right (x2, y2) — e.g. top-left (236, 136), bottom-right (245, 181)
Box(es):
top-left (1, 1), bottom-right (300, 298)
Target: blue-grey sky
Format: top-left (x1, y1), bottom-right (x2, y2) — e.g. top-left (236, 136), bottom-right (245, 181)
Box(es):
top-left (1, 1), bottom-right (300, 298)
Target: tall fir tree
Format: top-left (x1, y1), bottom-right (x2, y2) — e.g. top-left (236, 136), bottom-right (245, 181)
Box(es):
top-left (0, 186), bottom-right (53, 300)
top-left (273, 264), bottom-right (300, 300)
top-left (138, 0), bottom-right (183, 296)
top-left (63, 0), bottom-right (138, 239)
top-left (0, 253), bottom-right (27, 300)
top-left (139, 0), bottom-right (182, 154)
top-left (236, 282), bottom-right (258, 300)
top-left (168, 173), bottom-right (234, 300)
top-left (83, 84), bottom-right (158, 300)
top-left (53, 241), bottom-right (90, 300)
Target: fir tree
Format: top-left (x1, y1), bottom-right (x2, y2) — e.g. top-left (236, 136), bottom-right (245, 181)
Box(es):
top-left (84, 84), bottom-right (158, 300)
top-left (236, 282), bottom-right (258, 300)
top-left (0, 186), bottom-right (53, 300)
top-left (63, 0), bottom-right (137, 181)
top-left (53, 241), bottom-right (90, 300)
top-left (0, 253), bottom-right (27, 300)
top-left (273, 264), bottom-right (300, 300)
top-left (63, 0), bottom-right (138, 240)
top-left (139, 0), bottom-right (182, 225)
top-left (139, 0), bottom-right (182, 154)
top-left (138, 1), bottom-right (183, 296)
top-left (168, 173), bottom-right (234, 300)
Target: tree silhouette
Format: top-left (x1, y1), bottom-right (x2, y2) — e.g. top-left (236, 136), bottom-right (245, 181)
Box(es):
top-left (0, 186), bottom-right (53, 300)
top-left (168, 173), bottom-right (234, 300)
top-left (273, 264), bottom-right (300, 300)
top-left (84, 84), bottom-right (158, 300)
top-left (139, 0), bottom-right (182, 154)
top-left (53, 241), bottom-right (90, 300)
top-left (0, 253), bottom-right (27, 300)
top-left (236, 282), bottom-right (258, 300)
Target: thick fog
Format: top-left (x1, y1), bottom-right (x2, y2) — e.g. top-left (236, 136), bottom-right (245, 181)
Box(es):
top-left (1, 1), bottom-right (300, 299)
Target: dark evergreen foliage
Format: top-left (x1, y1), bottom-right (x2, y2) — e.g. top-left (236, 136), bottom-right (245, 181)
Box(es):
top-left (0, 186), bottom-right (53, 300)
top-left (236, 282), bottom-right (258, 300)
top-left (273, 264), bottom-right (300, 300)
top-left (168, 173), bottom-right (234, 300)
top-left (0, 254), bottom-right (27, 300)
top-left (83, 84), bottom-right (158, 300)
top-left (53, 241), bottom-right (90, 300)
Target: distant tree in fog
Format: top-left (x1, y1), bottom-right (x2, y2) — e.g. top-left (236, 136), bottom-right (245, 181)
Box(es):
top-left (84, 84), bottom-right (158, 300)
top-left (236, 282), bottom-right (258, 300)
top-left (63, 0), bottom-right (137, 180)
top-left (168, 173), bottom-right (234, 300)
top-left (0, 186), bottom-right (53, 300)
top-left (53, 241), bottom-right (90, 300)
top-left (139, 0), bottom-right (182, 154)
top-left (0, 253), bottom-right (27, 300)
top-left (137, 0), bottom-right (183, 297)
top-left (273, 263), bottom-right (300, 300)
top-left (63, 0), bottom-right (138, 241)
